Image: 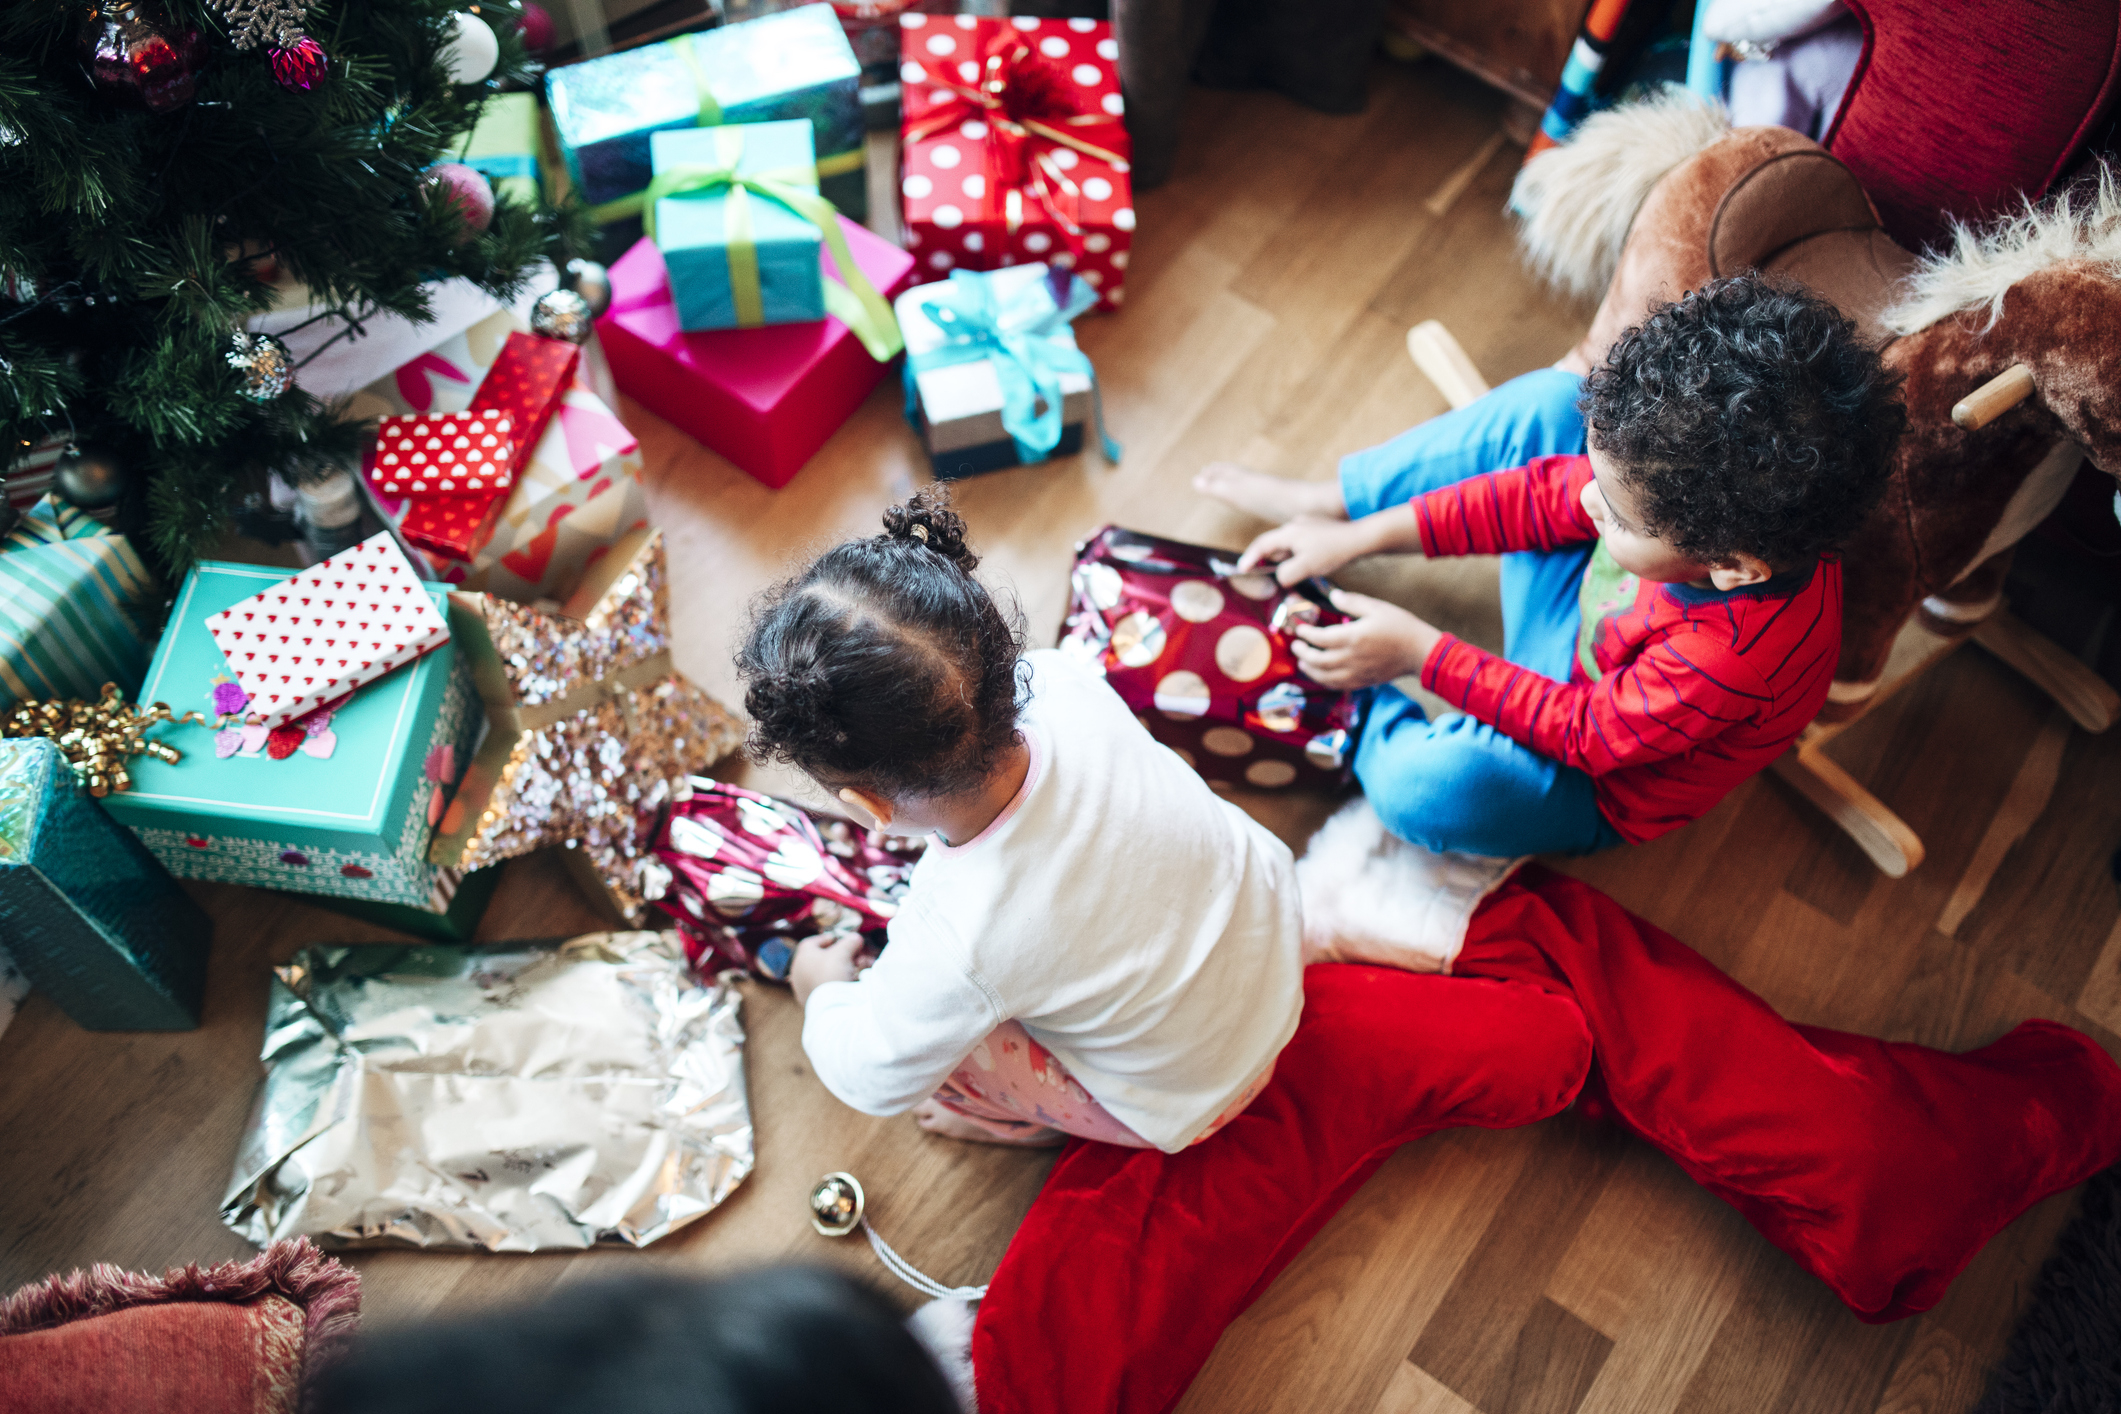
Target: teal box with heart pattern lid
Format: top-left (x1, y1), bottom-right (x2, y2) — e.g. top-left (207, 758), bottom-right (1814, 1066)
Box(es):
top-left (100, 560), bottom-right (482, 906)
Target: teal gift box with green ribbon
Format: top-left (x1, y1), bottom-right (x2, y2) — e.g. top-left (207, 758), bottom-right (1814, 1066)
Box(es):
top-left (545, 4), bottom-right (866, 226)
top-left (650, 122), bottom-right (827, 334)
top-left (0, 495), bottom-right (159, 710)
top-left (99, 561), bottom-right (482, 908)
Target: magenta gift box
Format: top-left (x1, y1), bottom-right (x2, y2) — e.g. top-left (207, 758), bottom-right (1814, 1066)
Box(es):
top-left (598, 217), bottom-right (918, 489)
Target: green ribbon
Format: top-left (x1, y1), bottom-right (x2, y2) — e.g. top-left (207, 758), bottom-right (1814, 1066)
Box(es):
top-left (669, 33), bottom-right (723, 128)
top-left (641, 127), bottom-right (903, 362)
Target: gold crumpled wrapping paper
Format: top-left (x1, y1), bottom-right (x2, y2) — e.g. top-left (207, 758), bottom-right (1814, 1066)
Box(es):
top-left (221, 930), bottom-right (751, 1252)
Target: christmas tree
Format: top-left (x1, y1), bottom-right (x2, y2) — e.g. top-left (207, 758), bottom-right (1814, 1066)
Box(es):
top-left (0, 0), bottom-right (585, 571)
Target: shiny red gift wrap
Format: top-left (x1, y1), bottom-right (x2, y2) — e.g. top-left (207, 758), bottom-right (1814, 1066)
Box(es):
top-left (898, 14), bottom-right (1132, 309)
top-left (1058, 526), bottom-right (1360, 792)
top-left (468, 331), bottom-right (581, 476)
top-left (647, 781), bottom-right (925, 982)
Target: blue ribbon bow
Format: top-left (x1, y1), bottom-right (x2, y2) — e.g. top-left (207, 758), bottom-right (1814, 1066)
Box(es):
top-left (903, 267), bottom-right (1121, 466)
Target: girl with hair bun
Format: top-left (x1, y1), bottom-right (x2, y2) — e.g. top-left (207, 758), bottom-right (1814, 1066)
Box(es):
top-left (739, 486), bottom-right (1303, 1150)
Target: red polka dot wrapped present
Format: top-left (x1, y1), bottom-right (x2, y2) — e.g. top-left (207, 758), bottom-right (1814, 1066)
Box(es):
top-left (898, 14), bottom-right (1132, 310)
top-left (646, 780), bottom-right (925, 982)
top-left (1058, 526), bottom-right (1362, 792)
top-left (370, 410), bottom-right (517, 496)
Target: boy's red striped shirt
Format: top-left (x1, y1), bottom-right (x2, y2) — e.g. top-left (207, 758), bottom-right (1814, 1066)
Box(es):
top-left (1410, 454), bottom-right (1840, 844)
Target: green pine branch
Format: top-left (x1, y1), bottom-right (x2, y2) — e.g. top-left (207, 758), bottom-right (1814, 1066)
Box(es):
top-left (0, 0), bottom-right (582, 575)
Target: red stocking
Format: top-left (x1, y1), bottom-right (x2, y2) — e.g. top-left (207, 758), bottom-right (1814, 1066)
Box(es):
top-left (970, 964), bottom-right (1593, 1414)
top-left (970, 870), bottom-right (2121, 1413)
top-left (1456, 867), bottom-right (2121, 1322)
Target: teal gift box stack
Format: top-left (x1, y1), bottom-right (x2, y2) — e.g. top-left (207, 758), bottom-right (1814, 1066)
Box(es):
top-left (649, 122), bottom-right (828, 333)
top-left (546, 3), bottom-right (866, 225)
top-left (0, 737), bottom-right (211, 1030)
top-left (100, 560), bottom-right (481, 908)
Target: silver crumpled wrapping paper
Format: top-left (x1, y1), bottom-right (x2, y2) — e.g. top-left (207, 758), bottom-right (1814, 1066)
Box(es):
top-left (222, 930), bottom-right (752, 1252)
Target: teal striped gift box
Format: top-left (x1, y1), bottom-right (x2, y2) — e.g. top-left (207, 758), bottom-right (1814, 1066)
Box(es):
top-left (0, 497), bottom-right (158, 707)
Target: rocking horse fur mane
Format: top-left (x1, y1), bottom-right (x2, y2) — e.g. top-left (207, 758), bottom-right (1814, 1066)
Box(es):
top-left (1510, 88), bottom-right (1732, 303)
top-left (1883, 165), bottom-right (2121, 335)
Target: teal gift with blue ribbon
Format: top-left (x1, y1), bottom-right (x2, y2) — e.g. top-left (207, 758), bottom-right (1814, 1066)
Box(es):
top-left (0, 495), bottom-right (158, 709)
top-left (896, 264), bottom-right (1121, 478)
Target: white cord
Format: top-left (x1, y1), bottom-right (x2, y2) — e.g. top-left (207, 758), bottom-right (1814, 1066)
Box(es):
top-left (863, 1219), bottom-right (989, 1301)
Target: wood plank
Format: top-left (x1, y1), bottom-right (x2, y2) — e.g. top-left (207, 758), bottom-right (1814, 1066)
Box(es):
top-left (1375, 1359), bottom-right (1485, 1414)
top-left (1408, 1116), bottom-right (1629, 1408)
top-left (1178, 1127), bottom-right (1536, 1414)
top-left (1872, 1323), bottom-right (1989, 1414)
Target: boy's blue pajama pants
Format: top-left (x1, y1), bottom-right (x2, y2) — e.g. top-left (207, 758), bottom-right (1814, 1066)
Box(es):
top-left (1337, 367), bottom-right (1625, 858)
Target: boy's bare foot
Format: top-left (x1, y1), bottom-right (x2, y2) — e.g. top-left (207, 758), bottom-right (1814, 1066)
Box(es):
top-left (1194, 462), bottom-right (1349, 523)
top-left (912, 1098), bottom-right (1067, 1147)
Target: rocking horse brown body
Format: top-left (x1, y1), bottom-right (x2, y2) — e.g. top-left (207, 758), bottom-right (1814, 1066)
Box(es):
top-left (1536, 116), bottom-right (2121, 707)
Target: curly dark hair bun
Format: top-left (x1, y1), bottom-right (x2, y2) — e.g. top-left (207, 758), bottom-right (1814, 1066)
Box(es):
top-left (1583, 274), bottom-right (1907, 569)
top-left (881, 486), bottom-right (980, 573)
top-left (735, 484), bottom-right (1027, 799)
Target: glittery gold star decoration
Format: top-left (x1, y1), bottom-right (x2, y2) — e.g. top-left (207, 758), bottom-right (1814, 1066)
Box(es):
top-left (429, 528), bottom-right (745, 922)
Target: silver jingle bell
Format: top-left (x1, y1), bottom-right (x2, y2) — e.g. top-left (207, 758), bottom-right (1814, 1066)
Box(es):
top-left (226, 330), bottom-right (293, 402)
top-left (563, 257), bottom-right (613, 320)
top-left (809, 1170), bottom-right (865, 1237)
top-left (531, 287), bottom-right (594, 344)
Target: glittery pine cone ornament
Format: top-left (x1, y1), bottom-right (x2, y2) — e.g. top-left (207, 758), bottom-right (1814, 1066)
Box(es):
top-left (226, 330), bottom-right (293, 402)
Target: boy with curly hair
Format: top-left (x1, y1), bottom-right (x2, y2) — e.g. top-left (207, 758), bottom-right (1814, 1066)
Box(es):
top-left (1197, 275), bottom-right (1906, 856)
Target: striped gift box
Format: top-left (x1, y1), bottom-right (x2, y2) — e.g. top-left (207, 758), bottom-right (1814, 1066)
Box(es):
top-left (0, 497), bottom-right (159, 708)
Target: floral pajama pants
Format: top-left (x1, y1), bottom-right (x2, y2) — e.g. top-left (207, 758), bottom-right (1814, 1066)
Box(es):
top-left (933, 1020), bottom-right (1275, 1148)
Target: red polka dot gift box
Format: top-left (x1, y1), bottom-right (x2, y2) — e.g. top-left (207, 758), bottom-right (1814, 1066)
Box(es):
top-left (1058, 526), bottom-right (1362, 793)
top-left (370, 410), bottom-right (516, 497)
top-left (898, 14), bottom-right (1132, 311)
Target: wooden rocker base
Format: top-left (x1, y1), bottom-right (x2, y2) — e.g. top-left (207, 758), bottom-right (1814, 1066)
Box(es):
top-left (1770, 741), bottom-right (1926, 878)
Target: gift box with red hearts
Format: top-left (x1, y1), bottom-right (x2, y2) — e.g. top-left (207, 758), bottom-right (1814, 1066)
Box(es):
top-left (644, 780), bottom-right (925, 982)
top-left (204, 532), bottom-right (452, 730)
top-left (897, 14), bottom-right (1133, 310)
top-left (352, 310), bottom-right (649, 604)
top-left (1057, 526), bottom-right (1362, 793)
top-left (371, 410), bottom-right (517, 496)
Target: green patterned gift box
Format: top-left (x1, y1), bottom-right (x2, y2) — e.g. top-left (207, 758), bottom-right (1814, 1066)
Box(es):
top-left (545, 3), bottom-right (867, 226)
top-left (0, 495), bottom-right (158, 709)
top-left (100, 561), bottom-right (482, 907)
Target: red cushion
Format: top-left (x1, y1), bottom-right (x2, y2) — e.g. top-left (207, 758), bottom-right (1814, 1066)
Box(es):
top-left (1827, 0), bottom-right (2121, 248)
top-left (0, 1299), bottom-right (305, 1414)
top-left (0, 1240), bottom-right (359, 1414)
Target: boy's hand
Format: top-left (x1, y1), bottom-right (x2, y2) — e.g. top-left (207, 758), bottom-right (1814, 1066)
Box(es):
top-left (791, 932), bottom-right (867, 1008)
top-left (1292, 590), bottom-right (1445, 690)
top-left (1238, 518), bottom-right (1381, 586)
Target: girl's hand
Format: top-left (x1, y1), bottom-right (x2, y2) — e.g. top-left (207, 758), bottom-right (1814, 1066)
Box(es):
top-left (1237, 518), bottom-right (1380, 586)
top-left (1291, 589), bottom-right (1445, 690)
top-left (791, 932), bottom-right (866, 1008)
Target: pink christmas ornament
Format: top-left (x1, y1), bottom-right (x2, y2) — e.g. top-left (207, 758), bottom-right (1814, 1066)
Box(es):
top-left (423, 162), bottom-right (495, 244)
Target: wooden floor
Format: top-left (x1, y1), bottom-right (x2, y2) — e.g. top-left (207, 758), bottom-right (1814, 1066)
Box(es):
top-left (6, 56), bottom-right (2121, 1414)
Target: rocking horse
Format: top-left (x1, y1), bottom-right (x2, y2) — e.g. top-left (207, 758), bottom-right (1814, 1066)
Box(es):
top-left (1406, 90), bottom-right (2121, 876)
